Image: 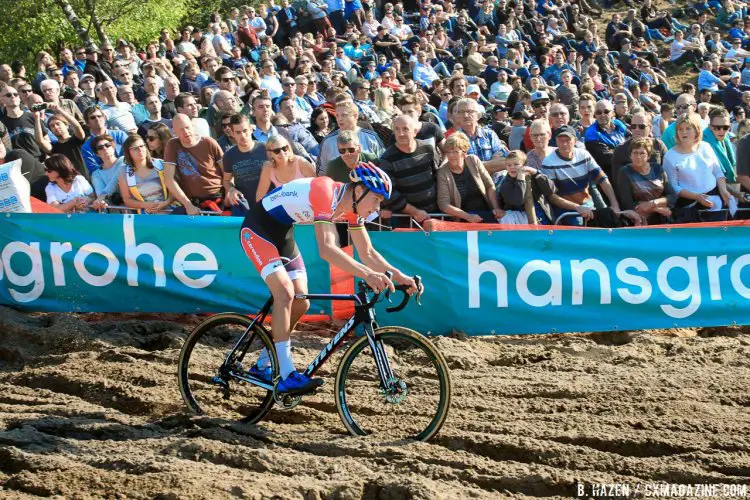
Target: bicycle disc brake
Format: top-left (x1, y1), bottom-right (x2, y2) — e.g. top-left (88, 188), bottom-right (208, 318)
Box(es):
top-left (381, 376), bottom-right (408, 404)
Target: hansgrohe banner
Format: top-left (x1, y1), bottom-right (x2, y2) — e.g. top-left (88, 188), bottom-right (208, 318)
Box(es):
top-left (2, 214), bottom-right (750, 335)
top-left (0, 214), bottom-right (333, 316)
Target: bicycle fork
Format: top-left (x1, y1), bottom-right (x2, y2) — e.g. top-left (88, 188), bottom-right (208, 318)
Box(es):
top-left (362, 318), bottom-right (396, 391)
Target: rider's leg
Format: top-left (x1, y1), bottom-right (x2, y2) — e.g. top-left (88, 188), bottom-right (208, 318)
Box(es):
top-left (289, 274), bottom-right (310, 332)
top-left (265, 270), bottom-right (297, 379)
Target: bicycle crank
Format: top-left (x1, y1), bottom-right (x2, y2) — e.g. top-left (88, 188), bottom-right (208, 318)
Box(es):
top-left (381, 377), bottom-right (408, 404)
top-left (273, 386), bottom-right (303, 410)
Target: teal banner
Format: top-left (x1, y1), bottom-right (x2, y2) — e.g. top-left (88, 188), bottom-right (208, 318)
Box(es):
top-left (370, 226), bottom-right (750, 335)
top-left (2, 214), bottom-right (750, 335)
top-left (0, 214), bottom-right (332, 316)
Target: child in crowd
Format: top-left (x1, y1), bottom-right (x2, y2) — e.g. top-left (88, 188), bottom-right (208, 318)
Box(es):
top-left (652, 103), bottom-right (674, 140)
top-left (495, 151), bottom-right (556, 225)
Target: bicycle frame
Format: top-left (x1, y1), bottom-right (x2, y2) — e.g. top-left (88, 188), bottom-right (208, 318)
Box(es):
top-left (222, 286), bottom-right (398, 392)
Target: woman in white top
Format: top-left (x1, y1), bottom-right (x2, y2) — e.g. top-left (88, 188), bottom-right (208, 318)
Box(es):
top-left (662, 112), bottom-right (730, 212)
top-left (44, 154), bottom-right (105, 213)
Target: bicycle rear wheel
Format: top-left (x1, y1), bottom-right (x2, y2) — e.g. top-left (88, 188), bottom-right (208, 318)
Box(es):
top-left (178, 313), bottom-right (277, 424)
top-left (334, 326), bottom-right (452, 442)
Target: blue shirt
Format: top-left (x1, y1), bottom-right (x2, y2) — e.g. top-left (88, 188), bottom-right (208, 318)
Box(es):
top-left (326, 0), bottom-right (344, 13)
top-left (584, 119), bottom-right (628, 149)
top-left (82, 129), bottom-right (128, 174)
top-left (698, 70), bottom-right (722, 92)
top-left (459, 126), bottom-right (508, 162)
top-left (542, 63), bottom-right (574, 86)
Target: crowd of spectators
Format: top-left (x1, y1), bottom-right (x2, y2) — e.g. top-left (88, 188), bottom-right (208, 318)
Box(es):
top-left (3, 0), bottom-right (750, 226)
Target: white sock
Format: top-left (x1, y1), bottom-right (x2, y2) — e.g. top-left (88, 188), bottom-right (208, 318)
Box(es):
top-left (256, 347), bottom-right (271, 370)
top-left (275, 340), bottom-right (296, 379)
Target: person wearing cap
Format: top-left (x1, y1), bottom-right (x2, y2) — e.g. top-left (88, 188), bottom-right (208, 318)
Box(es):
top-left (723, 71), bottom-right (750, 111)
top-left (582, 99), bottom-right (627, 177)
top-left (521, 90), bottom-right (550, 150)
top-left (541, 124), bottom-right (630, 226)
top-left (115, 40), bottom-right (142, 78)
top-left (453, 98), bottom-right (508, 174)
top-left (82, 45), bottom-right (109, 84)
top-left (465, 84), bottom-right (487, 114)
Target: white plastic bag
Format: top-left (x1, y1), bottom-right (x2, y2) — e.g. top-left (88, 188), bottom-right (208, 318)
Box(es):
top-left (0, 158), bottom-right (32, 213)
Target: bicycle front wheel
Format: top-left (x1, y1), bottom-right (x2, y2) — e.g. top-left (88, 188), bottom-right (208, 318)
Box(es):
top-left (334, 326), bottom-right (452, 442)
top-left (178, 313), bottom-right (277, 424)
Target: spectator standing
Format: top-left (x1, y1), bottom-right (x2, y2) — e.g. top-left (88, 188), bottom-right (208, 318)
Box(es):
top-left (255, 135), bottom-right (316, 201)
top-left (33, 102), bottom-right (87, 179)
top-left (324, 130), bottom-right (377, 182)
top-left (316, 101), bottom-right (383, 174)
top-left (90, 134), bottom-right (126, 201)
top-left (223, 113), bottom-right (269, 213)
top-left (0, 84), bottom-right (47, 161)
top-left (163, 114), bottom-right (225, 215)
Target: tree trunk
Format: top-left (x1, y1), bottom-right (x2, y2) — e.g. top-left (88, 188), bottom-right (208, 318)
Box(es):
top-left (82, 0), bottom-right (109, 45)
top-left (53, 0), bottom-right (93, 46)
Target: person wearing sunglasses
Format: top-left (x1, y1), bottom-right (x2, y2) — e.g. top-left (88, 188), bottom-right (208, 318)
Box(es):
top-left (611, 111), bottom-right (668, 192)
top-left (90, 134), bottom-right (126, 203)
top-left (616, 138), bottom-right (674, 226)
top-left (703, 107), bottom-right (744, 202)
top-left (143, 123), bottom-right (173, 160)
top-left (255, 135), bottom-right (315, 202)
top-left (0, 83), bottom-right (46, 161)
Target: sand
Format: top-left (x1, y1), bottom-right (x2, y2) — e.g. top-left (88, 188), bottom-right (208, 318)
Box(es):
top-left (1, 306), bottom-right (750, 499)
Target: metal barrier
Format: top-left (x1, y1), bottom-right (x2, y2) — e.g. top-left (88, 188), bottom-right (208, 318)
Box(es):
top-left (554, 208), bottom-right (750, 226)
top-left (375, 213), bottom-right (451, 232)
top-left (96, 205), bottom-right (223, 216)
top-left (554, 211), bottom-right (583, 226)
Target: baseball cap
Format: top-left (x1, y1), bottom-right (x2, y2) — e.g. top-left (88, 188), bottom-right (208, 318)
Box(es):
top-left (467, 84), bottom-right (481, 95)
top-left (84, 45), bottom-right (100, 54)
top-left (622, 38), bottom-right (632, 45)
top-left (530, 90), bottom-right (550, 103)
top-left (730, 72), bottom-right (741, 79)
top-left (80, 74), bottom-right (95, 82)
top-left (555, 124), bottom-right (577, 139)
top-left (116, 40), bottom-right (131, 49)
top-left (530, 63), bottom-right (539, 70)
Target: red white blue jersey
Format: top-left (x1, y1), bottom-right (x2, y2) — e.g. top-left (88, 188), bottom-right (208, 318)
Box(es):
top-left (261, 176), bottom-right (361, 226)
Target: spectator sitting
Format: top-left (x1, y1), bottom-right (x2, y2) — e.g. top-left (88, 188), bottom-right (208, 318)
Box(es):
top-left (454, 98), bottom-right (509, 174)
top-left (526, 119), bottom-right (556, 172)
top-left (117, 85), bottom-right (149, 126)
top-left (325, 130), bottom-right (378, 182)
top-left (309, 108), bottom-right (332, 145)
top-left (118, 133), bottom-right (175, 214)
top-left (95, 80), bottom-right (137, 133)
top-left (90, 134), bottom-right (126, 203)
top-left (663, 112), bottom-right (732, 221)
top-left (496, 150), bottom-right (557, 225)
top-left (436, 131), bottom-right (503, 223)
top-left (380, 115), bottom-right (439, 229)
top-left (703, 107), bottom-right (743, 199)
top-left (144, 123), bottom-right (173, 160)
top-left (611, 111), bottom-right (668, 191)
top-left (316, 100), bottom-right (384, 175)
top-left (542, 125), bottom-right (633, 226)
top-left (616, 137), bottom-right (675, 225)
top-left (43, 154), bottom-right (106, 212)
top-left (255, 135), bottom-right (316, 201)
top-left (584, 99), bottom-right (628, 176)
top-left (174, 92), bottom-right (212, 138)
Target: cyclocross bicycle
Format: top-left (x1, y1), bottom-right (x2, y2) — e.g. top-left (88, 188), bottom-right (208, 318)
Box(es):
top-left (177, 276), bottom-right (452, 442)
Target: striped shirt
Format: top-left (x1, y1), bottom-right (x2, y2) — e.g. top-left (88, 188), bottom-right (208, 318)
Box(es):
top-left (379, 143), bottom-right (439, 213)
top-left (541, 149), bottom-right (606, 205)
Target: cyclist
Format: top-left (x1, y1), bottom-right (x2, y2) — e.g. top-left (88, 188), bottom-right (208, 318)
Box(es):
top-left (238, 163), bottom-right (421, 395)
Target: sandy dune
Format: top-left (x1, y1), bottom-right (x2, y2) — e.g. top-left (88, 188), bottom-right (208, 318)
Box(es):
top-left (1, 306), bottom-right (750, 499)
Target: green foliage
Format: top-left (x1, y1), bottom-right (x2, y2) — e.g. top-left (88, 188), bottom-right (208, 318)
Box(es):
top-left (0, 0), bottom-right (257, 70)
top-left (0, 0), bottom-right (79, 68)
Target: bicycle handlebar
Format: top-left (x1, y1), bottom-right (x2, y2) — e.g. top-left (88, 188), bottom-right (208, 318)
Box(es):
top-left (358, 273), bottom-right (423, 313)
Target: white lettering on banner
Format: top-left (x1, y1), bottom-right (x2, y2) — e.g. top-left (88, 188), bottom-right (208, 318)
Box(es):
top-left (571, 259), bottom-right (612, 305)
top-left (50, 242), bottom-right (73, 286)
top-left (1, 242), bottom-right (43, 302)
top-left (467, 231), bottom-right (507, 308)
top-left (74, 243), bottom-right (119, 286)
top-left (123, 215), bottom-right (166, 287)
top-left (0, 216), bottom-right (219, 302)
top-left (516, 260), bottom-right (561, 307)
top-left (173, 243), bottom-right (217, 288)
top-left (615, 258), bottom-right (651, 304)
top-left (465, 232), bottom-right (750, 320)
top-left (656, 256), bottom-right (700, 319)
top-left (731, 254), bottom-right (750, 299)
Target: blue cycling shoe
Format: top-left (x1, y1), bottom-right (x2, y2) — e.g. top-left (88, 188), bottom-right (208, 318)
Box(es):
top-left (248, 364), bottom-right (273, 384)
top-left (276, 371), bottom-right (324, 395)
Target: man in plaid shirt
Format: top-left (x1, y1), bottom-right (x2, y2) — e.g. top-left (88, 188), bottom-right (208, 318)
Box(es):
top-left (453, 98), bottom-right (509, 174)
